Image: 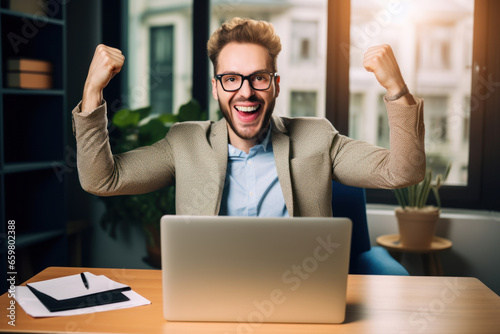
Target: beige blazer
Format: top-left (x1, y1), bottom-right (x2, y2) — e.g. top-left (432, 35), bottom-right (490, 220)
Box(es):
top-left (72, 97), bottom-right (425, 217)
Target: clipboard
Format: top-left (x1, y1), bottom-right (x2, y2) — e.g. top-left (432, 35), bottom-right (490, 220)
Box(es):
top-left (27, 284), bottom-right (131, 312)
top-left (24, 272), bottom-right (133, 313)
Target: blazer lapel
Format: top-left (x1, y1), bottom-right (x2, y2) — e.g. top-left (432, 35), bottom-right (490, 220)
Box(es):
top-left (209, 118), bottom-right (229, 215)
top-left (271, 116), bottom-right (294, 216)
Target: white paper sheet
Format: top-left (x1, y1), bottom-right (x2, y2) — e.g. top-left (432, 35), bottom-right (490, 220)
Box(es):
top-left (14, 272), bottom-right (151, 318)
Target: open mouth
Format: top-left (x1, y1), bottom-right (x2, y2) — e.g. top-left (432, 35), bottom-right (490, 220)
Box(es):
top-left (234, 104), bottom-right (261, 121)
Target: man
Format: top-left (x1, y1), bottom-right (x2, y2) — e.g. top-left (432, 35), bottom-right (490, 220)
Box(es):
top-left (73, 17), bottom-right (425, 217)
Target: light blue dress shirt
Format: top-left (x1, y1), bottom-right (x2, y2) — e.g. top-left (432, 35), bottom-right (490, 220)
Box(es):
top-left (219, 126), bottom-right (289, 217)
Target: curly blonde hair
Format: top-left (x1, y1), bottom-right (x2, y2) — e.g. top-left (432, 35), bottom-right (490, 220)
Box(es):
top-left (207, 17), bottom-right (282, 73)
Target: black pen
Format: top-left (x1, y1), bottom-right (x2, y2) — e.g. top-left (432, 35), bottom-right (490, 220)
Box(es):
top-left (80, 272), bottom-right (89, 289)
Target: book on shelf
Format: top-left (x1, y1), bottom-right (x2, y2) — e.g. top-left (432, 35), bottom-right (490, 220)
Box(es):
top-left (7, 58), bottom-right (53, 73)
top-left (6, 58), bottom-right (53, 89)
top-left (7, 72), bottom-right (53, 89)
top-left (8, 0), bottom-right (48, 16)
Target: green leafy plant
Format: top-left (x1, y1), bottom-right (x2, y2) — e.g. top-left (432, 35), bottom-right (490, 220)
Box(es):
top-left (99, 100), bottom-right (206, 247)
top-left (394, 165), bottom-right (451, 210)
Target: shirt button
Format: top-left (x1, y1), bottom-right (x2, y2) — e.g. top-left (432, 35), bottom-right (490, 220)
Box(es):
top-left (249, 191), bottom-right (253, 197)
top-left (247, 160), bottom-right (252, 165)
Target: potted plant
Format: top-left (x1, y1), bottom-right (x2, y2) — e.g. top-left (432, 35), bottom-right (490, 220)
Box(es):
top-left (99, 100), bottom-right (206, 268)
top-left (393, 165), bottom-right (451, 249)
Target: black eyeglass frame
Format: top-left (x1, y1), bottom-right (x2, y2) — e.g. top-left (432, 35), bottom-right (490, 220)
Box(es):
top-left (214, 72), bottom-right (279, 92)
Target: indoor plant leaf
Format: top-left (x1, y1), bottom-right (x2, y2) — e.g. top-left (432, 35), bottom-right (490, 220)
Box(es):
top-left (112, 109), bottom-right (140, 129)
top-left (138, 118), bottom-right (169, 146)
top-left (178, 99), bottom-right (202, 121)
top-left (134, 106), bottom-right (152, 120)
top-left (159, 113), bottom-right (179, 124)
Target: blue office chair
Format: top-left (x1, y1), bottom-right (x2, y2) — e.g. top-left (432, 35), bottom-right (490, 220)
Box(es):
top-left (332, 181), bottom-right (409, 275)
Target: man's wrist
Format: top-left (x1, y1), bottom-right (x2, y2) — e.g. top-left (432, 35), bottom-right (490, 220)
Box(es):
top-left (386, 84), bottom-right (409, 101)
top-left (82, 85), bottom-right (103, 113)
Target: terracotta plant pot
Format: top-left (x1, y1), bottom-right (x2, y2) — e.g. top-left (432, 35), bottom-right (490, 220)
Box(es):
top-left (395, 207), bottom-right (440, 249)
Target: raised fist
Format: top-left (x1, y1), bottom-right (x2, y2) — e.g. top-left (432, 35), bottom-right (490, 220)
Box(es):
top-left (81, 44), bottom-right (125, 112)
top-left (363, 44), bottom-right (406, 97)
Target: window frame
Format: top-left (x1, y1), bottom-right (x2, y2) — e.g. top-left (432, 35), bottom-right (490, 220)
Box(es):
top-left (149, 25), bottom-right (175, 115)
top-left (325, 0), bottom-right (500, 210)
top-left (192, 0), bottom-right (210, 116)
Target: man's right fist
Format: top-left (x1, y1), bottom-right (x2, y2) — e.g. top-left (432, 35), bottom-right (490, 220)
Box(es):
top-left (85, 44), bottom-right (124, 91)
top-left (82, 44), bottom-right (125, 112)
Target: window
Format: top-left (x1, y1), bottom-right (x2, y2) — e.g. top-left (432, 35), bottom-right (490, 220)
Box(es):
top-left (376, 95), bottom-right (390, 148)
top-left (417, 24), bottom-right (453, 71)
top-left (291, 21), bottom-right (318, 64)
top-left (422, 96), bottom-right (449, 144)
top-left (127, 1), bottom-right (193, 114)
top-left (348, 0), bottom-right (474, 186)
top-left (348, 93), bottom-right (364, 140)
top-left (149, 25), bottom-right (174, 114)
top-left (326, 0), bottom-right (500, 210)
top-left (290, 91), bottom-right (317, 117)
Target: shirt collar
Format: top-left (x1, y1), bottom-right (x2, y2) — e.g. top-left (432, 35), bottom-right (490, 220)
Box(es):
top-left (228, 123), bottom-right (273, 156)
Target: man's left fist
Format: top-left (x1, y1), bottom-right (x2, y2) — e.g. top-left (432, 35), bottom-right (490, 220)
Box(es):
top-left (363, 44), bottom-right (406, 96)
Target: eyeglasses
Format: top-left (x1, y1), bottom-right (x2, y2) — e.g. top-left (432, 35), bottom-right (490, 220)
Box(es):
top-left (215, 72), bottom-right (278, 92)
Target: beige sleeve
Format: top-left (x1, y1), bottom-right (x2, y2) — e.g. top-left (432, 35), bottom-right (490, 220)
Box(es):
top-left (331, 96), bottom-right (426, 189)
top-left (72, 101), bottom-right (174, 196)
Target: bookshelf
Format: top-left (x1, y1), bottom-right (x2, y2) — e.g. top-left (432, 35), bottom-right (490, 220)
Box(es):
top-left (0, 0), bottom-right (68, 293)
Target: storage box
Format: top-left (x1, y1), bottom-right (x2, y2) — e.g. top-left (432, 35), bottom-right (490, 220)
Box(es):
top-left (7, 72), bottom-right (53, 89)
top-left (6, 58), bottom-right (53, 89)
top-left (7, 58), bottom-right (53, 73)
top-left (9, 0), bottom-right (48, 16)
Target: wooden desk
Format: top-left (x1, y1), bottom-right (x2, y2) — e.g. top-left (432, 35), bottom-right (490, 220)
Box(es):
top-left (377, 234), bottom-right (453, 275)
top-left (1, 267), bottom-right (499, 334)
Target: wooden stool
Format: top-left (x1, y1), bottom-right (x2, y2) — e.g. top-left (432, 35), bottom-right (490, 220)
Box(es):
top-left (376, 234), bottom-right (452, 275)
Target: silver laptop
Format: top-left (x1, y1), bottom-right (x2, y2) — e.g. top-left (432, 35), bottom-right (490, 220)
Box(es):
top-left (160, 215), bottom-right (352, 324)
